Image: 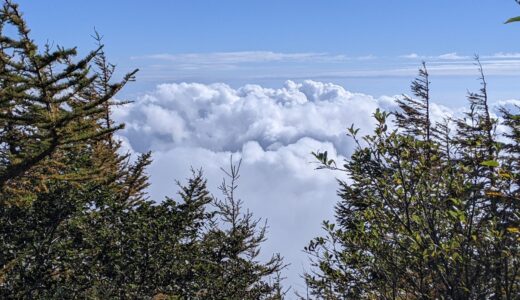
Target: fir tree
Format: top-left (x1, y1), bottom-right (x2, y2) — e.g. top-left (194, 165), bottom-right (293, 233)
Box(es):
top-left (199, 158), bottom-right (286, 299)
top-left (0, 2), bottom-right (285, 298)
top-left (305, 63), bottom-right (520, 299)
top-left (395, 62), bottom-right (431, 142)
top-left (0, 0), bottom-right (138, 204)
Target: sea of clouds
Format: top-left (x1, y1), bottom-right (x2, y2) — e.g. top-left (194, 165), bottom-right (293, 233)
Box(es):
top-left (112, 79), bottom-right (516, 292)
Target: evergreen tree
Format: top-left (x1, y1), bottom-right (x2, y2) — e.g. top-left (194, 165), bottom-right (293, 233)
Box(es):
top-left (0, 1), bottom-right (149, 297)
top-left (305, 63), bottom-right (520, 299)
top-left (395, 62), bottom-right (431, 141)
top-left (0, 2), bottom-right (285, 298)
top-left (0, 0), bottom-right (139, 204)
top-left (198, 159), bottom-right (286, 299)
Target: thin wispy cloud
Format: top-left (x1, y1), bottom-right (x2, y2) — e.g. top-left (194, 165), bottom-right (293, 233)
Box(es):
top-left (437, 52), bottom-right (471, 60)
top-left (132, 51), bottom-right (350, 64)
top-left (356, 54), bottom-right (377, 60)
top-left (401, 52), bottom-right (470, 60)
top-left (485, 52), bottom-right (520, 59)
top-left (131, 51), bottom-right (520, 83)
top-left (400, 53), bottom-right (421, 59)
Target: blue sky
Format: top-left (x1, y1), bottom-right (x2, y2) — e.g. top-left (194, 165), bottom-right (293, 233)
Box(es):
top-left (15, 0), bottom-right (520, 104)
top-left (12, 0), bottom-right (520, 294)
top-left (15, 0), bottom-right (520, 54)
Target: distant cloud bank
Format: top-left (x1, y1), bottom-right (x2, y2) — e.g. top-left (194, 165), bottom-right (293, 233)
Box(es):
top-left (113, 80), bottom-right (468, 290)
top-left (114, 79), bottom-right (520, 291)
top-left (115, 80), bottom-right (397, 153)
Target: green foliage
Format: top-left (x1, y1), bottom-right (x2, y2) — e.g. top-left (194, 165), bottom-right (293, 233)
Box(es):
top-left (505, 16), bottom-right (520, 24)
top-left (204, 159), bottom-right (286, 299)
top-left (312, 150), bottom-right (337, 169)
top-left (305, 63), bottom-right (520, 299)
top-left (0, 0), bottom-right (138, 204)
top-left (505, 0), bottom-right (520, 23)
top-left (0, 1), bottom-right (285, 298)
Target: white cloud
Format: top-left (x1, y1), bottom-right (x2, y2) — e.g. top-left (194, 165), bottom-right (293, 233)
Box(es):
top-left (356, 54), bottom-right (377, 60)
top-left (486, 52), bottom-right (520, 59)
top-left (130, 51), bottom-right (520, 84)
top-left (401, 53), bottom-right (422, 59)
top-left (437, 52), bottom-right (470, 60)
top-left (113, 80), bottom-right (468, 293)
top-left (114, 80), bottom-right (401, 291)
top-left (400, 52), bottom-right (470, 60)
top-left (132, 51), bottom-right (350, 65)
top-left (140, 138), bottom-right (344, 293)
top-left (115, 80), bottom-right (396, 153)
top-left (388, 53), bottom-right (520, 76)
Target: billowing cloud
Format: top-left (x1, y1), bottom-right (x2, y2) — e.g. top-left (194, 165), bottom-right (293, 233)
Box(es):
top-left (112, 80), bottom-right (466, 292)
top-left (114, 80), bottom-right (401, 154)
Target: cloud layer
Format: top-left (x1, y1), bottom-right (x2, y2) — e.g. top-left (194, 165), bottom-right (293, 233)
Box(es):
top-left (114, 80), bottom-right (401, 154)
top-left (114, 80), bottom-right (398, 290)
top-left (113, 80), bottom-right (515, 293)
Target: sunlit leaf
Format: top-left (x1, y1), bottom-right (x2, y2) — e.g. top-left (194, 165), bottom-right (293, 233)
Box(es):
top-left (481, 160), bottom-right (499, 167)
top-left (505, 16), bottom-right (520, 24)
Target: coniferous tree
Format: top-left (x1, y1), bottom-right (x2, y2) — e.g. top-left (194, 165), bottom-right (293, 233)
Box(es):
top-left (0, 2), bottom-right (285, 298)
top-left (0, 0), bottom-right (138, 204)
top-left (0, 1), bottom-right (148, 297)
top-left (395, 62), bottom-right (431, 141)
top-left (198, 159), bottom-right (286, 299)
top-left (305, 63), bottom-right (520, 299)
